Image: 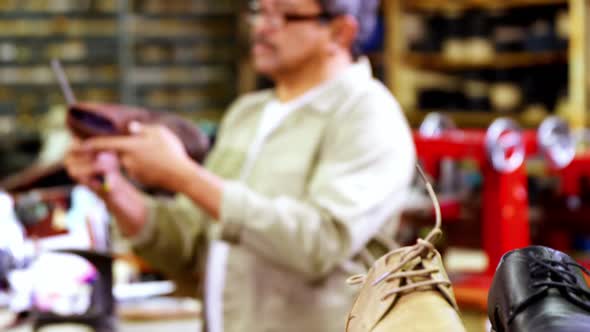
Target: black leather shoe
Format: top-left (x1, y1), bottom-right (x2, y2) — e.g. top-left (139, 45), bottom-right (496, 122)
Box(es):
top-left (488, 246), bottom-right (590, 332)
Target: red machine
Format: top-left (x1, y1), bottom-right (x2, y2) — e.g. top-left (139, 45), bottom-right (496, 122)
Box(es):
top-left (412, 114), bottom-right (586, 308)
top-left (558, 152), bottom-right (590, 197)
top-left (413, 114), bottom-right (539, 308)
top-left (536, 118), bottom-right (590, 251)
top-left (540, 152), bottom-right (590, 252)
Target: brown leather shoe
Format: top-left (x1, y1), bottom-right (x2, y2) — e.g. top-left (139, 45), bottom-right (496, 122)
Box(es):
top-left (346, 165), bottom-right (466, 332)
top-left (67, 102), bottom-right (210, 163)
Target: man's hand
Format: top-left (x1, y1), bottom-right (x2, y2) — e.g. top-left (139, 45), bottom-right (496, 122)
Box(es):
top-left (83, 122), bottom-right (223, 220)
top-left (65, 138), bottom-right (120, 193)
top-left (82, 122), bottom-right (196, 192)
top-left (66, 138), bottom-right (149, 236)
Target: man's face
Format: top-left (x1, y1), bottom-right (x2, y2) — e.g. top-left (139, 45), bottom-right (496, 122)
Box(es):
top-left (250, 0), bottom-right (332, 78)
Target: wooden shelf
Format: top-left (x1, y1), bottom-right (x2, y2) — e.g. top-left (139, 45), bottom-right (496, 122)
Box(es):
top-left (0, 59), bottom-right (116, 66)
top-left (405, 110), bottom-right (544, 128)
top-left (0, 82), bottom-right (119, 90)
top-left (404, 0), bottom-right (568, 11)
top-left (136, 12), bottom-right (234, 20)
top-left (0, 36), bottom-right (115, 43)
top-left (0, 12), bottom-right (116, 19)
top-left (404, 51), bottom-right (568, 70)
top-left (387, 0), bottom-right (587, 129)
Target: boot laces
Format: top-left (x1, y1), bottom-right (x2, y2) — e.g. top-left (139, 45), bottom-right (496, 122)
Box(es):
top-left (347, 165), bottom-right (451, 301)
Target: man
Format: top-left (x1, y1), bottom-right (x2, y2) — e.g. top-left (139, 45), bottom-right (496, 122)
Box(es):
top-left (65, 0), bottom-right (416, 331)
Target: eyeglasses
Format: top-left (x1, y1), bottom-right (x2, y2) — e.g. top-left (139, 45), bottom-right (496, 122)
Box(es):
top-left (247, 9), bottom-right (335, 29)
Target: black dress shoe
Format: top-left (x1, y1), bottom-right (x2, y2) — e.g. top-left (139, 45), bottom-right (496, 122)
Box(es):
top-left (488, 246), bottom-right (590, 332)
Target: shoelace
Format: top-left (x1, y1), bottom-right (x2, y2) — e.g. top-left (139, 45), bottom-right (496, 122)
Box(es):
top-left (347, 165), bottom-right (451, 301)
top-left (507, 252), bottom-right (590, 323)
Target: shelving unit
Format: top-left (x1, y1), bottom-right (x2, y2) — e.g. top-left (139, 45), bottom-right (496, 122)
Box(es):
top-left (405, 0), bottom-right (568, 11)
top-left (384, 0), bottom-right (588, 129)
top-left (0, 1), bottom-right (120, 130)
top-left (404, 50), bottom-right (567, 70)
top-left (0, 0), bottom-right (239, 131)
top-left (120, 0), bottom-right (237, 123)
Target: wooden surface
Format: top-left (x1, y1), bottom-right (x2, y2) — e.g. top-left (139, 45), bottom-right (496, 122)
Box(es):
top-left (405, 110), bottom-right (546, 128)
top-left (0, 297), bottom-right (201, 331)
top-left (454, 284), bottom-right (490, 312)
top-left (568, 0), bottom-right (588, 128)
top-left (0, 309), bottom-right (201, 332)
top-left (461, 309), bottom-right (490, 332)
top-left (117, 297), bottom-right (201, 322)
top-left (404, 52), bottom-right (568, 71)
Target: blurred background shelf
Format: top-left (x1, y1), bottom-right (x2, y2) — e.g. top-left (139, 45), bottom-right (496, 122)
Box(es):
top-left (0, 0), bottom-right (240, 133)
top-left (384, 0), bottom-right (587, 129)
top-left (404, 51), bottom-right (568, 70)
top-left (136, 13), bottom-right (234, 19)
top-left (404, 0), bottom-right (568, 11)
top-left (0, 36), bottom-right (117, 42)
top-left (0, 12), bottom-right (117, 19)
top-left (405, 110), bottom-right (547, 128)
top-left (121, 0), bottom-right (238, 115)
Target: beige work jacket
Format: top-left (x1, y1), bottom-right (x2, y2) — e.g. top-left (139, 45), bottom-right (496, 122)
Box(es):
top-left (128, 59), bottom-right (416, 332)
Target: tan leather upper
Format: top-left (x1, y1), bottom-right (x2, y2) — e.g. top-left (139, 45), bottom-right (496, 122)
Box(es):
top-left (347, 247), bottom-right (466, 332)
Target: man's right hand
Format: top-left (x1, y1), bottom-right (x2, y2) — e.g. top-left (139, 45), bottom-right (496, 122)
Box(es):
top-left (65, 138), bottom-right (149, 237)
top-left (64, 138), bottom-right (120, 194)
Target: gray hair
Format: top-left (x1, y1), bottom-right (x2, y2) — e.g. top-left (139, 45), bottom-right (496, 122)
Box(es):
top-left (319, 0), bottom-right (381, 56)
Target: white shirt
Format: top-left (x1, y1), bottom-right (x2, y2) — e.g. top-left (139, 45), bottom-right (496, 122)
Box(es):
top-left (206, 80), bottom-right (337, 332)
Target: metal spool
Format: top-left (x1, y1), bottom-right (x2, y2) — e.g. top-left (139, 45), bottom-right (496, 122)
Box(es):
top-left (419, 113), bottom-right (456, 138)
top-left (485, 118), bottom-right (525, 173)
top-left (538, 116), bottom-right (575, 170)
